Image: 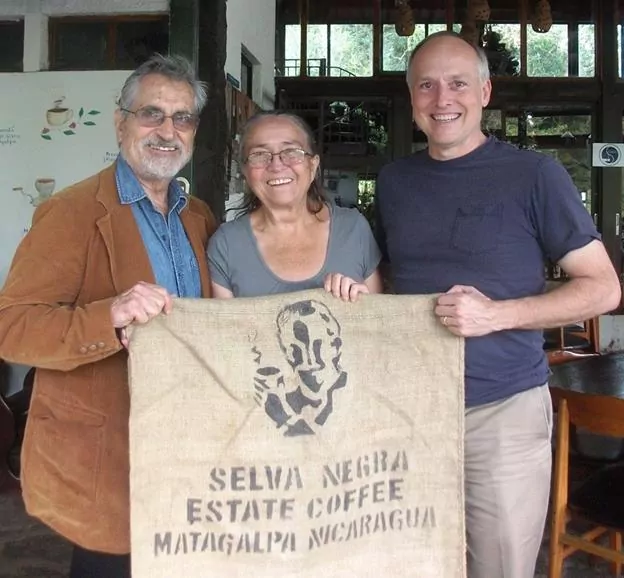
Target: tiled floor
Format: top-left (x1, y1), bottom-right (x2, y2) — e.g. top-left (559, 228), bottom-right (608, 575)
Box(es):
top-left (0, 484), bottom-right (617, 578)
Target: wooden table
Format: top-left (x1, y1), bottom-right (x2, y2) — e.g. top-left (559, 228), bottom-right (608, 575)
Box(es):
top-left (549, 352), bottom-right (624, 399)
top-left (549, 352), bottom-right (624, 461)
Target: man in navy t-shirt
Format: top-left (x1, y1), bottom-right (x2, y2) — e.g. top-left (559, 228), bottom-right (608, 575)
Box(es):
top-left (376, 31), bottom-right (621, 578)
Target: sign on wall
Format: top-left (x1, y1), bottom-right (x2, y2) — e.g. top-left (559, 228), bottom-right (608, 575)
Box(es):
top-left (592, 143), bottom-right (624, 168)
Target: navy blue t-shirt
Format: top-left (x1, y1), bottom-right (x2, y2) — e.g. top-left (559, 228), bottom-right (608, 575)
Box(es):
top-left (376, 137), bottom-right (600, 407)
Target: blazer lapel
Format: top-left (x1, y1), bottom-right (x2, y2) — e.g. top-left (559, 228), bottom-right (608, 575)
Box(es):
top-left (95, 166), bottom-right (155, 295)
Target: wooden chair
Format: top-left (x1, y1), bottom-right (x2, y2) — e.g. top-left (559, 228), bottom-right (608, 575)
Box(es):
top-left (546, 317), bottom-right (600, 366)
top-left (549, 391), bottom-right (624, 578)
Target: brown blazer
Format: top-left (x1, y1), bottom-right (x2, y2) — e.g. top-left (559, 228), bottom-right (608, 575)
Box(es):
top-left (0, 164), bottom-right (217, 553)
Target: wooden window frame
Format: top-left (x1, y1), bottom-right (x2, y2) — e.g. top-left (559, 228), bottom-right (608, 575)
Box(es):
top-left (48, 14), bottom-right (168, 71)
top-left (0, 19), bottom-right (25, 73)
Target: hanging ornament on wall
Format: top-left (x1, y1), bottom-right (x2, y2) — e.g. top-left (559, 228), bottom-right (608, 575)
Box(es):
top-left (468, 0), bottom-right (491, 22)
top-left (531, 0), bottom-right (553, 33)
top-left (395, 0), bottom-right (415, 37)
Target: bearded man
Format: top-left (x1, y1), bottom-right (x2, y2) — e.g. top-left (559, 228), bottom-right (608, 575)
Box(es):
top-left (0, 54), bottom-right (217, 577)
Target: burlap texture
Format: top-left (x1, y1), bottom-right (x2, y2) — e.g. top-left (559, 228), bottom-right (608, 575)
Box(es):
top-left (128, 290), bottom-right (465, 577)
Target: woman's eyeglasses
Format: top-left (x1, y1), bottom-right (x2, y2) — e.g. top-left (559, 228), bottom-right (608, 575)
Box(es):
top-left (245, 148), bottom-right (313, 168)
top-left (120, 106), bottom-right (199, 132)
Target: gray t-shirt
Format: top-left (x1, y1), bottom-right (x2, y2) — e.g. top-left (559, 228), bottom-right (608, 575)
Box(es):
top-left (207, 204), bottom-right (381, 297)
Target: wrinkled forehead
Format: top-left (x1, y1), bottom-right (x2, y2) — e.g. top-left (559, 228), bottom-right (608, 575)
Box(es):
top-left (244, 116), bottom-right (310, 153)
top-left (130, 74), bottom-right (195, 111)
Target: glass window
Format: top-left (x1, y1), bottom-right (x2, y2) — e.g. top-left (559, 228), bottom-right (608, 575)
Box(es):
top-left (115, 20), bottom-right (168, 69)
top-left (284, 24), bottom-right (301, 75)
top-left (578, 24), bottom-right (595, 77)
top-left (285, 24), bottom-right (372, 77)
top-left (527, 24), bottom-right (568, 77)
top-left (618, 24), bottom-right (623, 77)
top-left (382, 23), bottom-right (449, 72)
top-left (50, 17), bottom-right (169, 70)
top-left (307, 24), bottom-right (328, 76)
top-left (0, 20), bottom-right (24, 72)
top-left (330, 24), bottom-right (373, 77)
top-left (484, 24), bottom-right (521, 76)
top-left (51, 21), bottom-right (109, 70)
top-left (382, 24), bottom-right (425, 72)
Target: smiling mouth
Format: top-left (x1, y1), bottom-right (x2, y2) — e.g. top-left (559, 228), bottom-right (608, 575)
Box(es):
top-left (267, 178), bottom-right (294, 186)
top-left (148, 144), bottom-right (179, 152)
top-left (431, 114), bottom-right (461, 123)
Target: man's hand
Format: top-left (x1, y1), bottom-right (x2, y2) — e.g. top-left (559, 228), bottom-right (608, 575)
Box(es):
top-left (110, 282), bottom-right (173, 347)
top-left (435, 285), bottom-right (500, 337)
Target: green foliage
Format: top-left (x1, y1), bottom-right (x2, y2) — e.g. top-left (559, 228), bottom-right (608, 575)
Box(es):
top-left (527, 25), bottom-right (568, 77)
top-left (285, 22), bottom-right (596, 79)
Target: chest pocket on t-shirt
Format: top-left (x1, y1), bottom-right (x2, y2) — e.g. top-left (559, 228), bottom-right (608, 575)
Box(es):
top-left (450, 203), bottom-right (503, 254)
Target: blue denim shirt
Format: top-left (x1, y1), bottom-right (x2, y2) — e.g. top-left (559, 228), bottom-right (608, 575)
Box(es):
top-left (115, 157), bottom-right (201, 298)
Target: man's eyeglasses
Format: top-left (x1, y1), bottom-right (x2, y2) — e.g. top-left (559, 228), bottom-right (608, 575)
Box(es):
top-left (245, 148), bottom-right (314, 168)
top-left (120, 106), bottom-right (199, 132)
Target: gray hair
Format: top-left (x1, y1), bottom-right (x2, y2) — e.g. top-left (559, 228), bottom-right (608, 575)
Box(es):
top-left (235, 110), bottom-right (328, 216)
top-left (118, 53), bottom-right (208, 115)
top-left (239, 110), bottom-right (317, 162)
top-left (405, 31), bottom-right (490, 87)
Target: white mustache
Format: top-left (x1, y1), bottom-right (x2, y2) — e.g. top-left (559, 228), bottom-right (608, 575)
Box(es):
top-left (144, 139), bottom-right (181, 150)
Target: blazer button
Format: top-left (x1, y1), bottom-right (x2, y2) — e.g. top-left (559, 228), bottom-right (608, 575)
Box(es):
top-left (88, 344), bottom-right (97, 351)
top-left (97, 341), bottom-right (106, 348)
top-left (79, 346), bottom-right (87, 354)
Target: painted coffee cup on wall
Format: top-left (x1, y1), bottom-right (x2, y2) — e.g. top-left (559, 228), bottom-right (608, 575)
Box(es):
top-left (34, 178), bottom-right (55, 198)
top-left (46, 98), bottom-right (73, 126)
top-left (46, 107), bottom-right (73, 126)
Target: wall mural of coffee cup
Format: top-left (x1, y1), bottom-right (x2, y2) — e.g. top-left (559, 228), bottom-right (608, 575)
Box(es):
top-left (40, 98), bottom-right (100, 141)
top-left (12, 178), bottom-right (56, 207)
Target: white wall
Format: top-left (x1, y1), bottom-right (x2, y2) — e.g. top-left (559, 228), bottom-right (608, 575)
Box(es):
top-left (0, 71), bottom-right (128, 286)
top-left (0, 0), bottom-right (167, 16)
top-left (225, 0), bottom-right (276, 109)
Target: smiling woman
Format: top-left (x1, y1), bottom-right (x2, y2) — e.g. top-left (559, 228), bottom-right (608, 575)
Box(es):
top-left (206, 110), bottom-right (383, 301)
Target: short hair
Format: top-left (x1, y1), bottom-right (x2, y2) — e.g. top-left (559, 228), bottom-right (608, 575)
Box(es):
top-left (405, 31), bottom-right (490, 86)
top-left (118, 53), bottom-right (208, 115)
top-left (236, 110), bottom-right (328, 216)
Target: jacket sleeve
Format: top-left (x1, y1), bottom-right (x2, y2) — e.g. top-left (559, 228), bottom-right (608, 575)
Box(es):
top-left (0, 195), bottom-right (123, 371)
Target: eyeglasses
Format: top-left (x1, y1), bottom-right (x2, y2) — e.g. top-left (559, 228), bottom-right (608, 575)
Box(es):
top-left (120, 106), bottom-right (199, 132)
top-left (245, 147), bottom-right (314, 168)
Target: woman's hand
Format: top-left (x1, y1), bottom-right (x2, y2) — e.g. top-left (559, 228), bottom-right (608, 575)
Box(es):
top-left (323, 273), bottom-right (369, 302)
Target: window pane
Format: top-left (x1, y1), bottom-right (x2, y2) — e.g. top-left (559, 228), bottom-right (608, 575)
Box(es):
top-left (427, 24), bottom-right (447, 34)
top-left (284, 24), bottom-right (301, 75)
top-left (527, 24), bottom-right (568, 77)
top-left (115, 19), bottom-right (168, 69)
top-left (484, 24), bottom-right (520, 76)
top-left (619, 24), bottom-right (623, 77)
top-left (578, 25), bottom-right (594, 77)
top-left (306, 24), bottom-right (328, 76)
top-left (51, 22), bottom-right (108, 70)
top-left (52, 21), bottom-right (108, 70)
top-left (0, 20), bottom-right (24, 72)
top-left (382, 24), bottom-right (425, 72)
top-left (330, 24), bottom-right (372, 77)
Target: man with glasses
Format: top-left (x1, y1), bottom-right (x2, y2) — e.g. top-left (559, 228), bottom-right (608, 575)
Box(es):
top-left (0, 54), bottom-right (216, 577)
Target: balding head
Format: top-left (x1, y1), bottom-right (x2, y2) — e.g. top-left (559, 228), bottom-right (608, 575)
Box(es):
top-left (406, 31), bottom-right (490, 89)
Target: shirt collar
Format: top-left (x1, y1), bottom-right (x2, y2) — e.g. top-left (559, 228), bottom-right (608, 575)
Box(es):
top-left (115, 155), bottom-right (188, 214)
